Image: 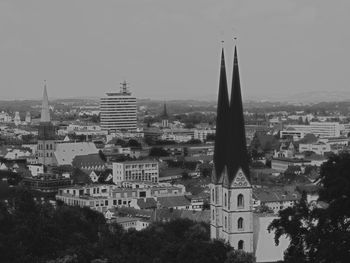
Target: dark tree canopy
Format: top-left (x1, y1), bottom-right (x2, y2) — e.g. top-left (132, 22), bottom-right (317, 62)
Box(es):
top-left (268, 152), bottom-right (350, 263)
top-left (0, 188), bottom-right (255, 263)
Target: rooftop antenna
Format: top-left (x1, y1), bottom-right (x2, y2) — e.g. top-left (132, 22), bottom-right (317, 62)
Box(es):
top-left (120, 80), bottom-right (129, 94)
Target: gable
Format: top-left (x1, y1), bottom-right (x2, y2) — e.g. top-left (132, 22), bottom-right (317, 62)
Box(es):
top-left (230, 168), bottom-right (251, 188)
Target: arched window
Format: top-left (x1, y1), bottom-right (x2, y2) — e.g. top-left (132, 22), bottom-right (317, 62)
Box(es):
top-left (238, 217), bottom-right (244, 230)
top-left (212, 189), bottom-right (215, 202)
top-left (46, 144), bottom-right (49, 150)
top-left (238, 240), bottom-right (244, 250)
top-left (224, 193), bottom-right (227, 207)
top-left (225, 216), bottom-right (227, 229)
top-left (50, 144), bottom-right (53, 150)
top-left (237, 194), bottom-right (244, 208)
top-left (212, 210), bottom-right (215, 220)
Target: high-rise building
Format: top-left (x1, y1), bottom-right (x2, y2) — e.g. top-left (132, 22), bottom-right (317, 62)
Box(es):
top-left (210, 46), bottom-right (253, 252)
top-left (100, 81), bottom-right (137, 132)
top-left (37, 83), bottom-right (56, 166)
top-left (14, 111), bottom-right (21, 126)
top-left (25, 111), bottom-right (31, 124)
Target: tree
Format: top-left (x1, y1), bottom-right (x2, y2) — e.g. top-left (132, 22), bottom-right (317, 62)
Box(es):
top-left (206, 134), bottom-right (215, 141)
top-left (149, 147), bottom-right (169, 157)
top-left (268, 153), bottom-right (350, 263)
top-left (225, 250), bottom-right (256, 263)
top-left (181, 171), bottom-right (190, 180)
top-left (127, 139), bottom-right (142, 148)
top-left (98, 150), bottom-right (107, 162)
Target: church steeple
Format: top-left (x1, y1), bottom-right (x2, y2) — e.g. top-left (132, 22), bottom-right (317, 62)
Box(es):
top-left (40, 81), bottom-right (51, 123)
top-left (212, 48), bottom-right (230, 183)
top-left (162, 103), bottom-right (168, 119)
top-left (227, 46), bottom-right (250, 182)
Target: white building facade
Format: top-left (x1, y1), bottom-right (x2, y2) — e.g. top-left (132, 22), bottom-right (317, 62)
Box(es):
top-left (113, 160), bottom-right (159, 184)
top-left (100, 81), bottom-right (137, 132)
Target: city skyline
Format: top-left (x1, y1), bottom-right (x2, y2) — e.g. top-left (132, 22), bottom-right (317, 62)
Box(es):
top-left (1, 0), bottom-right (350, 102)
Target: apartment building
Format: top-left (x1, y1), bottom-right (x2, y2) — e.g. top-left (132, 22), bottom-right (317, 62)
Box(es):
top-left (112, 160), bottom-right (159, 184)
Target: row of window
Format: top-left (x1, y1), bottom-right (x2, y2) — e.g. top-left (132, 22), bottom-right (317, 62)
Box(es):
top-left (38, 152), bottom-right (53, 157)
top-left (212, 189), bottom-right (245, 208)
top-left (216, 214), bottom-right (245, 231)
top-left (38, 144), bottom-right (53, 150)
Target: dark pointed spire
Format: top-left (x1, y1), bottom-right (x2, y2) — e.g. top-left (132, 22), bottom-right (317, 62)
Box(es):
top-left (212, 48), bottom-right (230, 183)
top-left (41, 80), bottom-right (51, 123)
top-left (162, 102), bottom-right (168, 118)
top-left (227, 45), bottom-right (250, 182)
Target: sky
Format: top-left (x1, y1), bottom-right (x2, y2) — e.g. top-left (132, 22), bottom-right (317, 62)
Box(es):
top-left (0, 0), bottom-right (350, 101)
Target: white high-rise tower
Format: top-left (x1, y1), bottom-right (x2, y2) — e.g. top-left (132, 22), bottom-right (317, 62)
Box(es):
top-left (100, 81), bottom-right (137, 132)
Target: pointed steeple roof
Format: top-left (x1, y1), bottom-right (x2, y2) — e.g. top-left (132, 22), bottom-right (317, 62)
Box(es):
top-left (40, 81), bottom-right (51, 123)
top-left (212, 48), bottom-right (230, 183)
top-left (227, 46), bottom-right (250, 182)
top-left (162, 103), bottom-right (168, 118)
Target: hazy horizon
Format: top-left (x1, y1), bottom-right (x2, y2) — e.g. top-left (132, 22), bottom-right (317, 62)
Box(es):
top-left (1, 0), bottom-right (349, 101)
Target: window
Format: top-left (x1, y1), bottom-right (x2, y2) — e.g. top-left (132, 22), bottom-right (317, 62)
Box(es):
top-left (238, 240), bottom-right (244, 250)
top-left (225, 216), bottom-right (227, 229)
top-left (237, 194), bottom-right (244, 208)
top-left (224, 193), bottom-right (227, 207)
top-left (238, 217), bottom-right (244, 230)
top-left (212, 210), bottom-right (215, 220)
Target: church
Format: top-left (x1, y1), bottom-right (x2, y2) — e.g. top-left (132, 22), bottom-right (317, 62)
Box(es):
top-left (210, 44), bottom-right (253, 252)
top-left (210, 44), bottom-right (290, 261)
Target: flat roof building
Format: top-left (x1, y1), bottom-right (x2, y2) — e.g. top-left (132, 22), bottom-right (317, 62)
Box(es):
top-left (100, 81), bottom-right (137, 132)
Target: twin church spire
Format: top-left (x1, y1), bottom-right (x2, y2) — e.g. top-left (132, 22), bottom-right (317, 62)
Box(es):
top-left (213, 44), bottom-right (249, 185)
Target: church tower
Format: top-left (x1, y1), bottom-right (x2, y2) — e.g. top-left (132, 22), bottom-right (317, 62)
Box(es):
top-left (37, 82), bottom-right (56, 166)
top-left (161, 103), bottom-right (169, 128)
top-left (210, 45), bottom-right (253, 252)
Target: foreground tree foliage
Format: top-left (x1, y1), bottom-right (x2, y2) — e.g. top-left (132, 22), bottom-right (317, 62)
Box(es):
top-left (0, 188), bottom-right (255, 263)
top-left (268, 152), bottom-right (350, 263)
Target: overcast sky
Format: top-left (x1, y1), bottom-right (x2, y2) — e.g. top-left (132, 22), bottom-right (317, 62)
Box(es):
top-left (1, 0), bottom-right (349, 101)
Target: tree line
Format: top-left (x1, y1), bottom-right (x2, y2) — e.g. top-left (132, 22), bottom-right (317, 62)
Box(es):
top-left (0, 188), bottom-right (255, 263)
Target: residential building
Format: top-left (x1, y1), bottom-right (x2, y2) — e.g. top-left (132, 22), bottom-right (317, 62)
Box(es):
top-left (100, 81), bottom-right (137, 132)
top-left (252, 188), bottom-right (300, 214)
top-left (271, 158), bottom-right (311, 172)
top-left (280, 129), bottom-right (305, 140)
top-left (14, 112), bottom-right (21, 126)
top-left (72, 153), bottom-right (106, 171)
top-left (22, 173), bottom-right (73, 193)
top-left (299, 142), bottom-right (331, 155)
top-left (193, 129), bottom-right (215, 142)
top-left (56, 182), bottom-right (186, 213)
top-left (285, 122), bottom-right (341, 138)
top-left (210, 47), bottom-right (254, 252)
top-left (112, 160), bottom-right (159, 184)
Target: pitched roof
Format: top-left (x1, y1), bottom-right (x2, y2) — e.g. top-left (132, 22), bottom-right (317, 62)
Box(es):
top-left (54, 142), bottom-right (99, 165)
top-left (227, 46), bottom-right (250, 183)
top-left (253, 187), bottom-right (300, 202)
top-left (157, 196), bottom-right (191, 208)
top-left (212, 48), bottom-right (230, 183)
top-left (72, 153), bottom-right (105, 168)
top-left (137, 198), bottom-right (157, 209)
